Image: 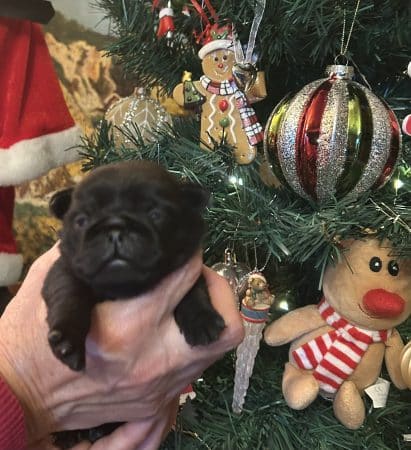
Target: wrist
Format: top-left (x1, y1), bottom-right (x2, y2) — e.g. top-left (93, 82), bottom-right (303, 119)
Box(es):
top-left (0, 323), bottom-right (54, 444)
top-left (0, 374), bottom-right (27, 449)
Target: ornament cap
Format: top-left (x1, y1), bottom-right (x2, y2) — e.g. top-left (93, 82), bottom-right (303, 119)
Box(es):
top-left (134, 87), bottom-right (149, 97)
top-left (326, 64), bottom-right (355, 80)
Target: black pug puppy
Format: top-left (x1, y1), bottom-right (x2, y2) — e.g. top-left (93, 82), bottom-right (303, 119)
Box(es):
top-left (42, 160), bottom-right (225, 372)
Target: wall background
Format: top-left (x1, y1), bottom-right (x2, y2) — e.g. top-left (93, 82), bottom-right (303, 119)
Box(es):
top-left (14, 3), bottom-right (120, 274)
top-left (54, 0), bottom-right (110, 34)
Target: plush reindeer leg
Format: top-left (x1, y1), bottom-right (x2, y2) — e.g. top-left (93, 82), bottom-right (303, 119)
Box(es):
top-left (282, 362), bottom-right (319, 410)
top-left (333, 380), bottom-right (365, 429)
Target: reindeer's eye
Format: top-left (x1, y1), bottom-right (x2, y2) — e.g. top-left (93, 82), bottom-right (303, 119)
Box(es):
top-left (214, 56), bottom-right (219, 62)
top-left (387, 260), bottom-right (399, 277)
top-left (222, 54), bottom-right (228, 60)
top-left (369, 256), bottom-right (382, 272)
top-left (74, 214), bottom-right (88, 229)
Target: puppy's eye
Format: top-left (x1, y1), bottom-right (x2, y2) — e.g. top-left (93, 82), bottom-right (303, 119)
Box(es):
top-left (148, 208), bottom-right (164, 223)
top-left (74, 214), bottom-right (88, 229)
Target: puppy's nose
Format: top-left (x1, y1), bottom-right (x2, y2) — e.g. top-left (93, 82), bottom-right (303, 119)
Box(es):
top-left (108, 229), bottom-right (123, 245)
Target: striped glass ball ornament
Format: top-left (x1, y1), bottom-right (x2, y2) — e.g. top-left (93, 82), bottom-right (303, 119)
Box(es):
top-left (264, 65), bottom-right (401, 203)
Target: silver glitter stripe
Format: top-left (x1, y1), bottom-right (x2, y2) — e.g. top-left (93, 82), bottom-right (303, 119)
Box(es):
top-left (277, 79), bottom-right (325, 200)
top-left (377, 107), bottom-right (402, 189)
top-left (316, 80), bottom-right (349, 203)
top-left (350, 83), bottom-right (391, 198)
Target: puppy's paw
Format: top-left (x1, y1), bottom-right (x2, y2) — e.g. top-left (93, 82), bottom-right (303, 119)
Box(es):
top-left (48, 328), bottom-right (85, 371)
top-left (181, 309), bottom-right (226, 346)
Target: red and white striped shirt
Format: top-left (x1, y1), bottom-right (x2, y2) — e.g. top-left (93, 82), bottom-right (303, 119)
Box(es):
top-left (292, 299), bottom-right (390, 394)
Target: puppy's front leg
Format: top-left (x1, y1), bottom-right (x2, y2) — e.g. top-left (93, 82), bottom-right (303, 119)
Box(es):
top-left (42, 258), bottom-right (96, 371)
top-left (174, 275), bottom-right (225, 346)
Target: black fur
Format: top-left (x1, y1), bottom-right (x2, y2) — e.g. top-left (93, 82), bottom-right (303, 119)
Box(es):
top-left (42, 161), bottom-right (225, 446)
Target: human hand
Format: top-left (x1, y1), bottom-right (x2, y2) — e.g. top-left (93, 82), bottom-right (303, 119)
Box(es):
top-left (0, 244), bottom-right (244, 450)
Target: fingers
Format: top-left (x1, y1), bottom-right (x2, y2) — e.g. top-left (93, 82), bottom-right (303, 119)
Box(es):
top-left (69, 442), bottom-right (92, 450)
top-left (17, 242), bottom-right (60, 299)
top-left (87, 399), bottom-right (178, 450)
top-left (90, 251), bottom-right (203, 328)
top-left (86, 252), bottom-right (203, 358)
top-left (144, 250), bottom-right (204, 313)
top-left (201, 266), bottom-right (244, 351)
top-left (160, 266), bottom-right (244, 374)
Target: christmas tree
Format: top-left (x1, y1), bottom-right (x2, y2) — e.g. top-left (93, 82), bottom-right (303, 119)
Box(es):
top-left (81, 0), bottom-right (411, 447)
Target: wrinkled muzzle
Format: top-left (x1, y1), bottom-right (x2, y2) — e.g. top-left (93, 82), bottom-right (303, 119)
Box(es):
top-left (71, 215), bottom-right (161, 286)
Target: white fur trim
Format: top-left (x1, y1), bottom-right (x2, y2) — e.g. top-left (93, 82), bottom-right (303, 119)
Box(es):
top-left (198, 39), bottom-right (233, 59)
top-left (0, 253), bottom-right (23, 285)
top-left (0, 125), bottom-right (82, 186)
top-left (159, 7), bottom-right (173, 18)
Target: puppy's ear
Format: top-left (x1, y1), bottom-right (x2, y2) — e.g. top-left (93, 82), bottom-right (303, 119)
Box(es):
top-left (180, 183), bottom-right (210, 211)
top-left (49, 188), bottom-right (74, 219)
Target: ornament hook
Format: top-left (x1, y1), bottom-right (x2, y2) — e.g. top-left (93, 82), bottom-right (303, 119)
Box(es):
top-left (338, 0), bottom-right (361, 58)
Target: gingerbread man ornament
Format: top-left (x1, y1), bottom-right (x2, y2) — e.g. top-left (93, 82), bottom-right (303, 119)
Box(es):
top-left (173, 24), bottom-right (267, 164)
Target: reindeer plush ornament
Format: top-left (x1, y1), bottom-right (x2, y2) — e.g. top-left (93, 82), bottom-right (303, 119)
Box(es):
top-left (264, 238), bottom-right (410, 429)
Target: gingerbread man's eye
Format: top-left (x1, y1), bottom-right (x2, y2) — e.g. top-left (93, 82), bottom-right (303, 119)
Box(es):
top-left (369, 256), bottom-right (382, 272)
top-left (387, 260), bottom-right (399, 277)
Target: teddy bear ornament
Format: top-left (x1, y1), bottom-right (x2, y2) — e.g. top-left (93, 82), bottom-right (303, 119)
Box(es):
top-left (264, 238), bottom-right (411, 429)
top-left (232, 272), bottom-right (274, 414)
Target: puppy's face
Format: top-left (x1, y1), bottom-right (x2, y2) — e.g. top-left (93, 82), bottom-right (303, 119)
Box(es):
top-left (51, 161), bottom-right (209, 298)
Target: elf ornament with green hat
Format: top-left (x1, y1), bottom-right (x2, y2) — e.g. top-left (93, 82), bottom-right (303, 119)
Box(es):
top-left (173, 22), bottom-right (267, 164)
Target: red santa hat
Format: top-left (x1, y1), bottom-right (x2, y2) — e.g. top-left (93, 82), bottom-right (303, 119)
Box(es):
top-left (0, 187), bottom-right (22, 286)
top-left (0, 17), bottom-right (81, 185)
top-left (0, 18), bottom-right (81, 285)
top-left (198, 23), bottom-right (233, 60)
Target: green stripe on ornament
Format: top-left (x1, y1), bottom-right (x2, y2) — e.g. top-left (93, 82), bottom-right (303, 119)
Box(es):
top-left (335, 83), bottom-right (373, 198)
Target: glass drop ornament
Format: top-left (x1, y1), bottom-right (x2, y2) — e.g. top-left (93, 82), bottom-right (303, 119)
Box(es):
top-left (211, 249), bottom-right (250, 307)
top-left (264, 65), bottom-right (401, 203)
top-left (105, 87), bottom-right (172, 145)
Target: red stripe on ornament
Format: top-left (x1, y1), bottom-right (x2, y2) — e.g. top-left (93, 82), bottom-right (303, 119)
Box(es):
top-left (372, 105), bottom-right (401, 190)
top-left (295, 81), bottom-right (333, 201)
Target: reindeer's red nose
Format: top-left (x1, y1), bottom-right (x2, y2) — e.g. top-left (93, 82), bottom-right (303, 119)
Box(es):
top-left (362, 289), bottom-right (405, 318)
top-left (218, 63), bottom-right (224, 69)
